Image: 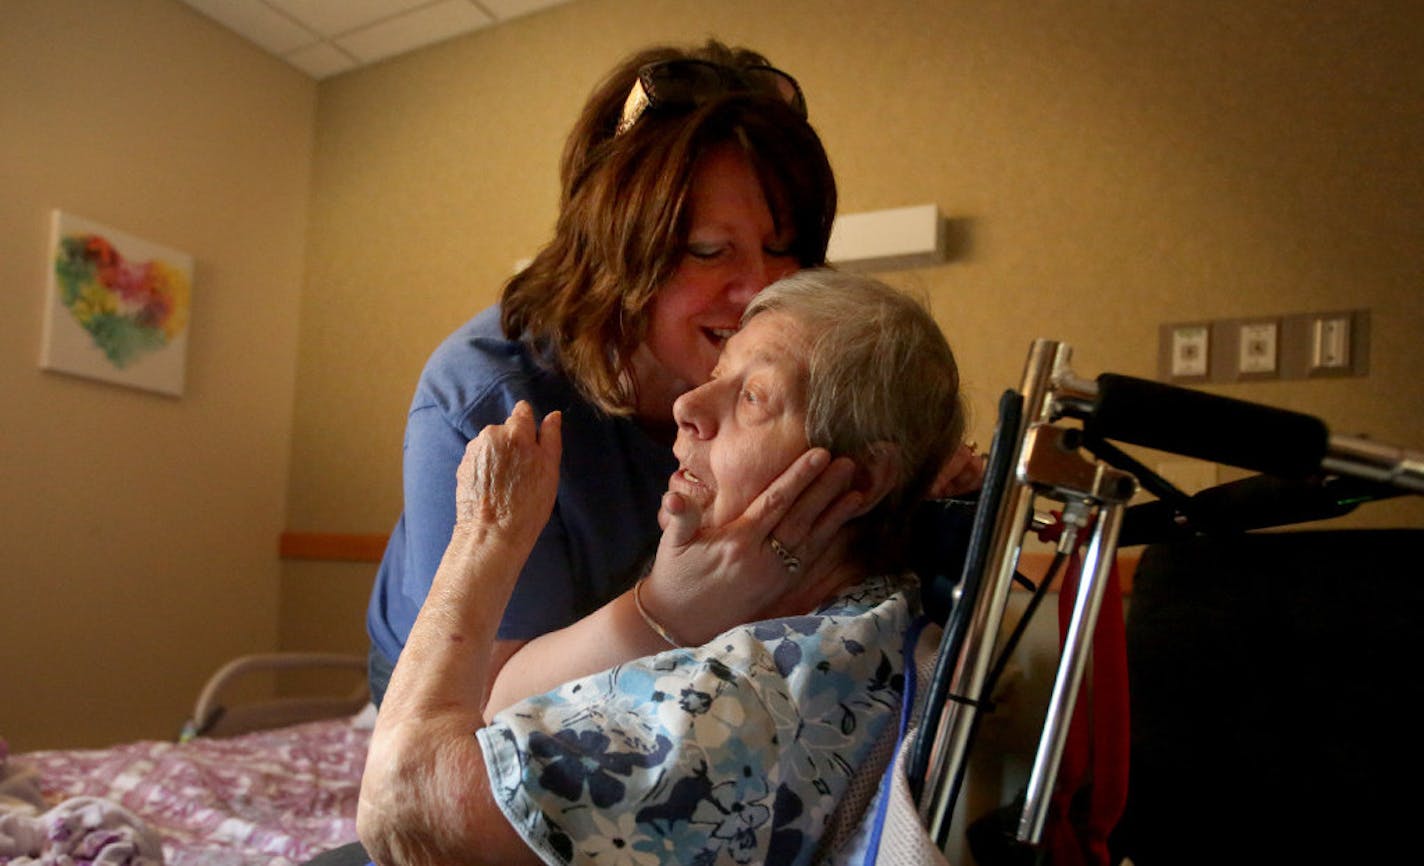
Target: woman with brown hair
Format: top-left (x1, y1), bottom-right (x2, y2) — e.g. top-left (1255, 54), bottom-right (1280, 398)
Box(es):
top-left (365, 39), bottom-right (854, 719)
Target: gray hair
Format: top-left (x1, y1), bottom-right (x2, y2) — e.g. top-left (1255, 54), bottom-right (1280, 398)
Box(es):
top-left (744, 269), bottom-right (964, 569)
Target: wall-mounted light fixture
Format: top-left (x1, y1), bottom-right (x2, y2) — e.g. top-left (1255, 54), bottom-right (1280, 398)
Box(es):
top-left (827, 204), bottom-right (950, 272)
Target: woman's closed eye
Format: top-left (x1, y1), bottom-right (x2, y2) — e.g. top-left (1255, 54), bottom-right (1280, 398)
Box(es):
top-left (686, 242), bottom-right (727, 261)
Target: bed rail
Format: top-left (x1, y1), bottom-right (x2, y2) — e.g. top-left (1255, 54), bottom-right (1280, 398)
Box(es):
top-left (183, 652), bottom-right (369, 740)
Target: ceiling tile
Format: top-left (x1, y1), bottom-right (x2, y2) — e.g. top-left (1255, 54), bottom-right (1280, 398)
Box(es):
top-left (284, 41), bottom-right (360, 79)
top-left (335, 0), bottom-right (493, 64)
top-left (182, 0), bottom-right (581, 79)
top-left (479, 0), bottom-right (574, 21)
top-left (266, 0), bottom-right (432, 37)
top-left (181, 0), bottom-right (318, 54)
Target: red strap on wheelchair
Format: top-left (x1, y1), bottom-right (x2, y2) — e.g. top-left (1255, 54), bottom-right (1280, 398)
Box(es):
top-left (1045, 552), bottom-right (1130, 866)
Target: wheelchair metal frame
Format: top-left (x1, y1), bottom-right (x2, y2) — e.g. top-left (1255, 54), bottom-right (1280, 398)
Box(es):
top-left (909, 337), bottom-right (1423, 852)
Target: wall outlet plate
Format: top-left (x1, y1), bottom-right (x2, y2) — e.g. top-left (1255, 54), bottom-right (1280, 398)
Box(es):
top-left (1237, 320), bottom-right (1279, 376)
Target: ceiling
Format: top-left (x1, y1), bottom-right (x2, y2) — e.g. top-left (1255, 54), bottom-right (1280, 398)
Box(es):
top-left (179, 0), bottom-right (574, 80)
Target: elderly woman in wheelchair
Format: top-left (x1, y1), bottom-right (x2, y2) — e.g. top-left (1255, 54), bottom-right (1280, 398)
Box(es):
top-left (358, 269), bottom-right (965, 866)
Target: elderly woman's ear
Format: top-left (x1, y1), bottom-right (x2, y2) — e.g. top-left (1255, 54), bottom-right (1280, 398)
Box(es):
top-left (846, 442), bottom-right (901, 516)
top-left (927, 441), bottom-right (987, 500)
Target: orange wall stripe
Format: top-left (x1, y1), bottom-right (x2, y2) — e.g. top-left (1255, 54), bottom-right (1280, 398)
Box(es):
top-left (279, 532), bottom-right (389, 562)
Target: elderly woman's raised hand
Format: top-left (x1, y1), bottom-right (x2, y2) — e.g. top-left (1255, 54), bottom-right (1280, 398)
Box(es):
top-left (453, 401), bottom-right (562, 549)
top-left (362, 401), bottom-right (559, 866)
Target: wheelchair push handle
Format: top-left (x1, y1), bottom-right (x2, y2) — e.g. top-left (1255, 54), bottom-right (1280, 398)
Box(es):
top-left (1087, 373), bottom-right (1423, 493)
top-left (1087, 373), bottom-right (1329, 478)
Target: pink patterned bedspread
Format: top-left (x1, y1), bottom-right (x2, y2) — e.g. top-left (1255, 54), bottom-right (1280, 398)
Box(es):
top-left (18, 717), bottom-right (369, 866)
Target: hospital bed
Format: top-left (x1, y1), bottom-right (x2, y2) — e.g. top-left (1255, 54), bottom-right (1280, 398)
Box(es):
top-left (1, 653), bottom-right (370, 865)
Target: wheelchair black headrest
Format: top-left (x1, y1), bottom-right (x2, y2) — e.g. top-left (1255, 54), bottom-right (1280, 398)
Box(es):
top-left (906, 496), bottom-right (978, 625)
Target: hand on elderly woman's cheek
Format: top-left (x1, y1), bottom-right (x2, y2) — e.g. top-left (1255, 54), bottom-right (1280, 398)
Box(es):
top-left (649, 490), bottom-right (771, 636)
top-left (454, 402), bottom-right (562, 546)
top-left (643, 449), bottom-right (860, 645)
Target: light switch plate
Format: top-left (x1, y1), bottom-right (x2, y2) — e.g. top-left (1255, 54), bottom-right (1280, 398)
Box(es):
top-left (1310, 314), bottom-right (1352, 370)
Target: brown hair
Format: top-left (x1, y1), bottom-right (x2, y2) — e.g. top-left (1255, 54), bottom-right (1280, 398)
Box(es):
top-left (745, 270), bottom-right (965, 571)
top-left (500, 40), bottom-right (837, 415)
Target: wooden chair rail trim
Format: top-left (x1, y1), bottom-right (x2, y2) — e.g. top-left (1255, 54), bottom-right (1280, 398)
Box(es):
top-left (278, 532), bottom-right (1137, 592)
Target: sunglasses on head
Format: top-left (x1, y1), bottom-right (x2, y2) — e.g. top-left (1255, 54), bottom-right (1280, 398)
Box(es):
top-left (615, 59), bottom-right (808, 136)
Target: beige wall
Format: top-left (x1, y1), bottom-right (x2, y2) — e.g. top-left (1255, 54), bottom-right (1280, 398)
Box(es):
top-left (0, 0), bottom-right (315, 749)
top-left (284, 0), bottom-right (1423, 641)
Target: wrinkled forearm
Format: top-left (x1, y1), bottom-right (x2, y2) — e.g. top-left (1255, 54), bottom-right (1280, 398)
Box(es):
top-left (359, 716), bottom-right (521, 866)
top-left (359, 528), bottom-right (539, 866)
top-left (379, 528), bottom-right (513, 718)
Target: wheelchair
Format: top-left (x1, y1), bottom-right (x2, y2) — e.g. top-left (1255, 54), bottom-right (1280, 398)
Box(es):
top-left (876, 338), bottom-right (1421, 866)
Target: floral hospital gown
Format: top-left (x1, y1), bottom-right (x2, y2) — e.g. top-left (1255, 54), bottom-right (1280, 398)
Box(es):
top-left (477, 574), bottom-right (916, 866)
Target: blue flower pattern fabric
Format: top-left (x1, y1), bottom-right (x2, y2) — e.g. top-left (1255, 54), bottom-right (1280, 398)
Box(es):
top-left (478, 574), bottom-right (916, 866)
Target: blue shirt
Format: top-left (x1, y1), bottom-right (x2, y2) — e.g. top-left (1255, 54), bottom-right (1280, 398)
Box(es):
top-left (367, 305), bottom-right (677, 664)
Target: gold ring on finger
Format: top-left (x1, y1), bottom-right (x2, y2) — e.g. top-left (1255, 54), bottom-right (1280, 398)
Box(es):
top-left (768, 535), bottom-right (801, 573)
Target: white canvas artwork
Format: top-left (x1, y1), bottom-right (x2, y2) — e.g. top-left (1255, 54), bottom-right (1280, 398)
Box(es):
top-left (40, 210), bottom-right (194, 396)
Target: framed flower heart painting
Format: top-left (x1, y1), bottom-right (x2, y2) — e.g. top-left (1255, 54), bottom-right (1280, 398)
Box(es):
top-left (40, 210), bottom-right (194, 397)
